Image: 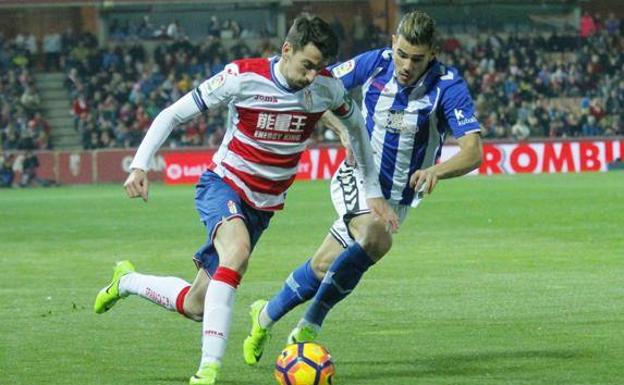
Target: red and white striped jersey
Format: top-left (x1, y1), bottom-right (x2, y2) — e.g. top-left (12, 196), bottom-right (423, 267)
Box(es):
top-left (191, 57), bottom-right (348, 211)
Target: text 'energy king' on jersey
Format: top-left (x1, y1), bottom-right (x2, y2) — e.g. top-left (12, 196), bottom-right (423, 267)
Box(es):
top-left (330, 48), bottom-right (481, 205)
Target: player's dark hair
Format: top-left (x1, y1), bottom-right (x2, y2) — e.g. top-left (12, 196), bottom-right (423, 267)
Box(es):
top-left (397, 11), bottom-right (436, 47)
top-left (285, 14), bottom-right (338, 60)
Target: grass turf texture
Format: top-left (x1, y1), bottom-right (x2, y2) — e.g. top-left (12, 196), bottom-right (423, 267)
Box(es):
top-left (1, 172), bottom-right (622, 385)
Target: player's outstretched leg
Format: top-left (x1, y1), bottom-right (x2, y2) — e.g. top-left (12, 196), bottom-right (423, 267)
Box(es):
top-left (94, 260), bottom-right (193, 317)
top-left (94, 260), bottom-right (136, 314)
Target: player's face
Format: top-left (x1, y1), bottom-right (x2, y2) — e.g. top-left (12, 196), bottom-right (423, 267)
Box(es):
top-left (281, 42), bottom-right (327, 90)
top-left (392, 34), bottom-right (435, 86)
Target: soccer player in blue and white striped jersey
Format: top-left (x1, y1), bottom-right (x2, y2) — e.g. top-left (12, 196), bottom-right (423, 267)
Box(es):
top-left (243, 11), bottom-right (483, 364)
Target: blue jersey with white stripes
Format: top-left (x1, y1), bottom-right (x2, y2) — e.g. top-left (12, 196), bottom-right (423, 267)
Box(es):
top-left (329, 48), bottom-right (481, 205)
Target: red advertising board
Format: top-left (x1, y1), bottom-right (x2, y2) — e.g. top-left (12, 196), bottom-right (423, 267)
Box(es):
top-left (7, 138), bottom-right (623, 186)
top-left (57, 151), bottom-right (93, 184)
top-left (439, 139), bottom-right (624, 175)
top-left (162, 151), bottom-right (215, 184)
top-left (295, 147), bottom-right (347, 180)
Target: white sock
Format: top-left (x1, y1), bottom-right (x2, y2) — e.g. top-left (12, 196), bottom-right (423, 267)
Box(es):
top-left (258, 306), bottom-right (275, 329)
top-left (119, 272), bottom-right (190, 312)
top-left (200, 280), bottom-right (237, 366)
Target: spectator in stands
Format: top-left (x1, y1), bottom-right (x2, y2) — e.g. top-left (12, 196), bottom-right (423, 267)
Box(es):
top-left (582, 115), bottom-right (601, 136)
top-left (20, 150), bottom-right (39, 187)
top-left (605, 13), bottom-right (620, 35)
top-left (20, 85), bottom-right (40, 116)
top-left (43, 32), bottom-right (62, 71)
top-left (208, 15), bottom-right (221, 38)
top-left (102, 44), bottom-right (121, 70)
top-left (25, 34), bottom-right (37, 56)
top-left (0, 153), bottom-right (14, 187)
top-left (71, 94), bottom-right (89, 131)
top-left (605, 89), bottom-right (621, 116)
top-left (511, 119), bottom-right (531, 140)
top-left (589, 97), bottom-right (606, 122)
top-left (100, 129), bottom-right (115, 148)
top-left (2, 127), bottom-right (20, 150)
top-left (442, 33), bottom-right (461, 54)
top-left (29, 112), bottom-right (51, 136)
top-left (580, 12), bottom-right (597, 39)
top-left (166, 20), bottom-right (181, 40)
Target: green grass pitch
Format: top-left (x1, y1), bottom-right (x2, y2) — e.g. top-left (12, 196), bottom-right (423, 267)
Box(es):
top-left (1, 172), bottom-right (623, 385)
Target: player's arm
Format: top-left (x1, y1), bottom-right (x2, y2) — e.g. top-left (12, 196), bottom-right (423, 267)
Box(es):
top-left (332, 94), bottom-right (399, 232)
top-left (409, 133), bottom-right (482, 194)
top-left (319, 111), bottom-right (353, 163)
top-left (124, 92), bottom-right (202, 201)
top-left (125, 68), bottom-right (236, 201)
top-left (410, 75), bottom-right (482, 195)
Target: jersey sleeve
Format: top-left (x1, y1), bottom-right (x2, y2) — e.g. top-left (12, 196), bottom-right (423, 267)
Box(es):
top-left (326, 78), bottom-right (382, 199)
top-left (328, 48), bottom-right (385, 90)
top-left (439, 75), bottom-right (481, 138)
top-left (191, 63), bottom-right (240, 111)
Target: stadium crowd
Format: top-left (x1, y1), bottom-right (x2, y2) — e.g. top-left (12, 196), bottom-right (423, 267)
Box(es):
top-left (442, 12), bottom-right (623, 139)
top-left (2, 12), bottom-right (622, 153)
top-left (0, 33), bottom-right (51, 152)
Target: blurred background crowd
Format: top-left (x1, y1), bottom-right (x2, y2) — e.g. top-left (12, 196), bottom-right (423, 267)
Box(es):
top-left (0, 3), bottom-right (622, 154)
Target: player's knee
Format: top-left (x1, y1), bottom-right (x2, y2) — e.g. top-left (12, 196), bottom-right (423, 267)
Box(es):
top-left (359, 222), bottom-right (393, 261)
top-left (214, 218), bottom-right (252, 273)
top-left (309, 256), bottom-right (330, 280)
top-left (219, 242), bottom-right (251, 273)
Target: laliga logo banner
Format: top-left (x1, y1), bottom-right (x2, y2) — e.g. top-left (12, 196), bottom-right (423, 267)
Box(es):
top-left (163, 152), bottom-right (214, 184)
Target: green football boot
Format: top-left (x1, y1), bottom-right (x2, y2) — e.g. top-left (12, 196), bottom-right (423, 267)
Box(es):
top-left (93, 260), bottom-right (135, 314)
top-left (189, 362), bottom-right (221, 385)
top-left (287, 324), bottom-right (319, 344)
top-left (243, 299), bottom-right (271, 365)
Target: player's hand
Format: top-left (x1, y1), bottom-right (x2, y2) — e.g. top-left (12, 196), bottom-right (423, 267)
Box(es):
top-left (124, 168), bottom-right (149, 202)
top-left (409, 167), bottom-right (438, 195)
top-left (366, 197), bottom-right (399, 233)
top-left (339, 133), bottom-right (355, 165)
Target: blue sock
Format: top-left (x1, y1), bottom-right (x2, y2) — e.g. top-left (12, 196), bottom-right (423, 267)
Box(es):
top-left (303, 242), bottom-right (374, 327)
top-left (265, 259), bottom-right (321, 322)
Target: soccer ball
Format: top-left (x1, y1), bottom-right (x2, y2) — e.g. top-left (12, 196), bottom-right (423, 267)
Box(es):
top-left (274, 342), bottom-right (335, 385)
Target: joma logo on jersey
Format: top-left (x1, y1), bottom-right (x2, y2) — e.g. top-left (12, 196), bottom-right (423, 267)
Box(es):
top-left (256, 112), bottom-right (307, 132)
top-left (255, 95), bottom-right (278, 103)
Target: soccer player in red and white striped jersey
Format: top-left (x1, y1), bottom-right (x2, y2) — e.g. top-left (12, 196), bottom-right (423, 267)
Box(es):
top-left (93, 14), bottom-right (398, 385)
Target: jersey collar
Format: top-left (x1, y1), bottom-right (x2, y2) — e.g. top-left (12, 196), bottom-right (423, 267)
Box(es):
top-left (270, 56), bottom-right (298, 93)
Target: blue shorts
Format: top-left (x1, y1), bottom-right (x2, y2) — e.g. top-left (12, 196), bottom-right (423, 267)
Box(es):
top-left (193, 170), bottom-right (273, 275)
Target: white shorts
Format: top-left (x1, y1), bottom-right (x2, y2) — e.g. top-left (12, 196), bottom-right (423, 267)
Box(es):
top-left (329, 161), bottom-right (413, 248)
